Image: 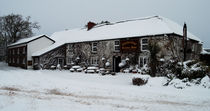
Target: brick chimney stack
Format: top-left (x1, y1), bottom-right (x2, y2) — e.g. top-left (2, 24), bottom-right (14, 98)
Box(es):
top-left (87, 21), bottom-right (96, 31)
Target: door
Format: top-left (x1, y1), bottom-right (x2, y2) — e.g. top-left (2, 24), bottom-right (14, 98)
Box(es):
top-left (58, 58), bottom-right (64, 67)
top-left (113, 56), bottom-right (121, 72)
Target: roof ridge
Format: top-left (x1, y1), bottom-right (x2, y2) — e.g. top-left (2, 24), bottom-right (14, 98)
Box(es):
top-left (115, 15), bottom-right (161, 24)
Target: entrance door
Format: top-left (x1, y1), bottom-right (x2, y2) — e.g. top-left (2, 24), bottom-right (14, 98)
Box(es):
top-left (113, 56), bottom-right (121, 72)
top-left (58, 58), bottom-right (64, 67)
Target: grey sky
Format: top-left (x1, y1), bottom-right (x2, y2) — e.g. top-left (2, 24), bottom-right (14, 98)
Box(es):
top-left (0, 0), bottom-right (210, 47)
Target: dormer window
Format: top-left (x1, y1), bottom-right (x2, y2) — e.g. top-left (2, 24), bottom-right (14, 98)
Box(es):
top-left (92, 42), bottom-right (98, 53)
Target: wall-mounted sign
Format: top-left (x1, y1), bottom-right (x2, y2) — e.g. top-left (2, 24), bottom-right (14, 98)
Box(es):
top-left (120, 39), bottom-right (139, 52)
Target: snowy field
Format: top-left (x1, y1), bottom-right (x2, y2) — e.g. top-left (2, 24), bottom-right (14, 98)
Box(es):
top-left (0, 62), bottom-right (210, 111)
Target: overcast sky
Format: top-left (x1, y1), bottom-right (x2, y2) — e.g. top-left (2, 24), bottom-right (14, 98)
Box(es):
top-left (0, 0), bottom-right (210, 47)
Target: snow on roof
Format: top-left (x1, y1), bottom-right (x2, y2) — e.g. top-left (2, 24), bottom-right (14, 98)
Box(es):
top-left (201, 48), bottom-right (210, 54)
top-left (32, 16), bottom-right (202, 56)
top-left (8, 34), bottom-right (47, 47)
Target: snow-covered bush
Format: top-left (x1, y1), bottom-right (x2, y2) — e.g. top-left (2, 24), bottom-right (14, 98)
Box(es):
top-left (163, 75), bottom-right (210, 89)
top-left (178, 60), bottom-right (209, 80)
top-left (140, 64), bottom-right (149, 74)
top-left (119, 60), bottom-right (126, 68)
top-left (57, 64), bottom-right (61, 70)
top-left (132, 75), bottom-right (149, 86)
top-left (200, 75), bottom-right (210, 88)
top-left (157, 59), bottom-right (178, 76)
top-left (105, 61), bottom-right (110, 67)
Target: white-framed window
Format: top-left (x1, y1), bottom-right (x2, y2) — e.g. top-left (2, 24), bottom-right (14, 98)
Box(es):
top-left (13, 49), bottom-right (15, 55)
top-left (13, 58), bottom-right (15, 63)
top-left (67, 57), bottom-right (74, 64)
top-left (114, 40), bottom-right (120, 52)
top-left (90, 57), bottom-right (98, 65)
top-left (91, 42), bottom-right (98, 53)
top-left (22, 58), bottom-right (25, 64)
top-left (17, 58), bottom-right (19, 64)
top-left (23, 47), bottom-right (25, 54)
top-left (9, 58), bottom-right (11, 63)
top-left (141, 38), bottom-right (148, 51)
top-left (139, 56), bottom-right (148, 67)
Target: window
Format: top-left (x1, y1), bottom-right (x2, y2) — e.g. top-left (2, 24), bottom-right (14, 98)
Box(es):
top-left (90, 57), bottom-right (98, 65)
top-left (22, 58), bottom-right (25, 64)
top-left (192, 44), bottom-right (195, 52)
top-left (114, 40), bottom-right (120, 52)
top-left (13, 58), bottom-right (15, 63)
top-left (67, 57), bottom-right (74, 64)
top-left (92, 42), bottom-right (97, 53)
top-left (17, 48), bottom-right (19, 54)
top-left (0, 49), bottom-right (4, 56)
top-left (17, 58), bottom-right (19, 64)
top-left (141, 38), bottom-right (148, 51)
top-left (34, 58), bottom-right (39, 63)
top-left (23, 47), bottom-right (25, 54)
top-left (9, 58), bottom-right (11, 63)
top-left (139, 56), bottom-right (148, 67)
top-left (13, 49), bottom-right (15, 55)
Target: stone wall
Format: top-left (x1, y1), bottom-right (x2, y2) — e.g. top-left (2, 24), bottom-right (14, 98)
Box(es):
top-left (39, 44), bottom-right (66, 69)
top-left (40, 34), bottom-right (202, 71)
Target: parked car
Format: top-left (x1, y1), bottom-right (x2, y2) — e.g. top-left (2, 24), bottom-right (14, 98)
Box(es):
top-left (69, 65), bottom-right (83, 72)
top-left (85, 66), bottom-right (99, 73)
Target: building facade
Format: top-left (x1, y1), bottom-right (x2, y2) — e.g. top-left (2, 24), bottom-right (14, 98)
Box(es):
top-left (8, 16), bottom-right (202, 71)
top-left (32, 34), bottom-right (202, 72)
top-left (7, 35), bottom-right (55, 69)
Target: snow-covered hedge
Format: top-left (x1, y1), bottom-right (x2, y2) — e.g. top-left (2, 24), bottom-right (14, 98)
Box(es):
top-left (164, 74), bottom-right (210, 89)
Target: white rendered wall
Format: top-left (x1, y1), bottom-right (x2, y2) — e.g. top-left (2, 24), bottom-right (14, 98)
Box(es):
top-left (27, 37), bottom-right (54, 62)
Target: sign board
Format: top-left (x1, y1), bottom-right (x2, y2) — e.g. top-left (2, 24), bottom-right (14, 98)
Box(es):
top-left (120, 39), bottom-right (139, 52)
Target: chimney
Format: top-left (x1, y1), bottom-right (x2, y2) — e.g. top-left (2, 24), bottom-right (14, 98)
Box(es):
top-left (183, 23), bottom-right (187, 61)
top-left (87, 21), bottom-right (96, 31)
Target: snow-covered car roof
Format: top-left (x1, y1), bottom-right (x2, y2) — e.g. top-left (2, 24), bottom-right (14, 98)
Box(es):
top-left (32, 16), bottom-right (202, 56)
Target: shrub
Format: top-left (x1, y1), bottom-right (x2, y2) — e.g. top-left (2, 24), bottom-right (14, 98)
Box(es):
top-left (148, 41), bottom-right (160, 77)
top-left (132, 77), bottom-right (148, 86)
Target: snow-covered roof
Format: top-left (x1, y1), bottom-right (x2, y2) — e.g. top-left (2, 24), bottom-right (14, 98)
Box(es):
top-left (8, 34), bottom-right (53, 47)
top-left (201, 48), bottom-right (210, 55)
top-left (32, 16), bottom-right (202, 56)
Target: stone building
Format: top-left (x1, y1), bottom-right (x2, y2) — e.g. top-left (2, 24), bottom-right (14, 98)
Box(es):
top-left (31, 16), bottom-right (202, 71)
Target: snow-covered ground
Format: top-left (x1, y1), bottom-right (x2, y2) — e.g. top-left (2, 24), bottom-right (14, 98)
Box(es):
top-left (0, 62), bottom-right (210, 111)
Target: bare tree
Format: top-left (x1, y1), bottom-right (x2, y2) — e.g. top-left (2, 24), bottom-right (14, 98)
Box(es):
top-left (0, 14), bottom-right (40, 43)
